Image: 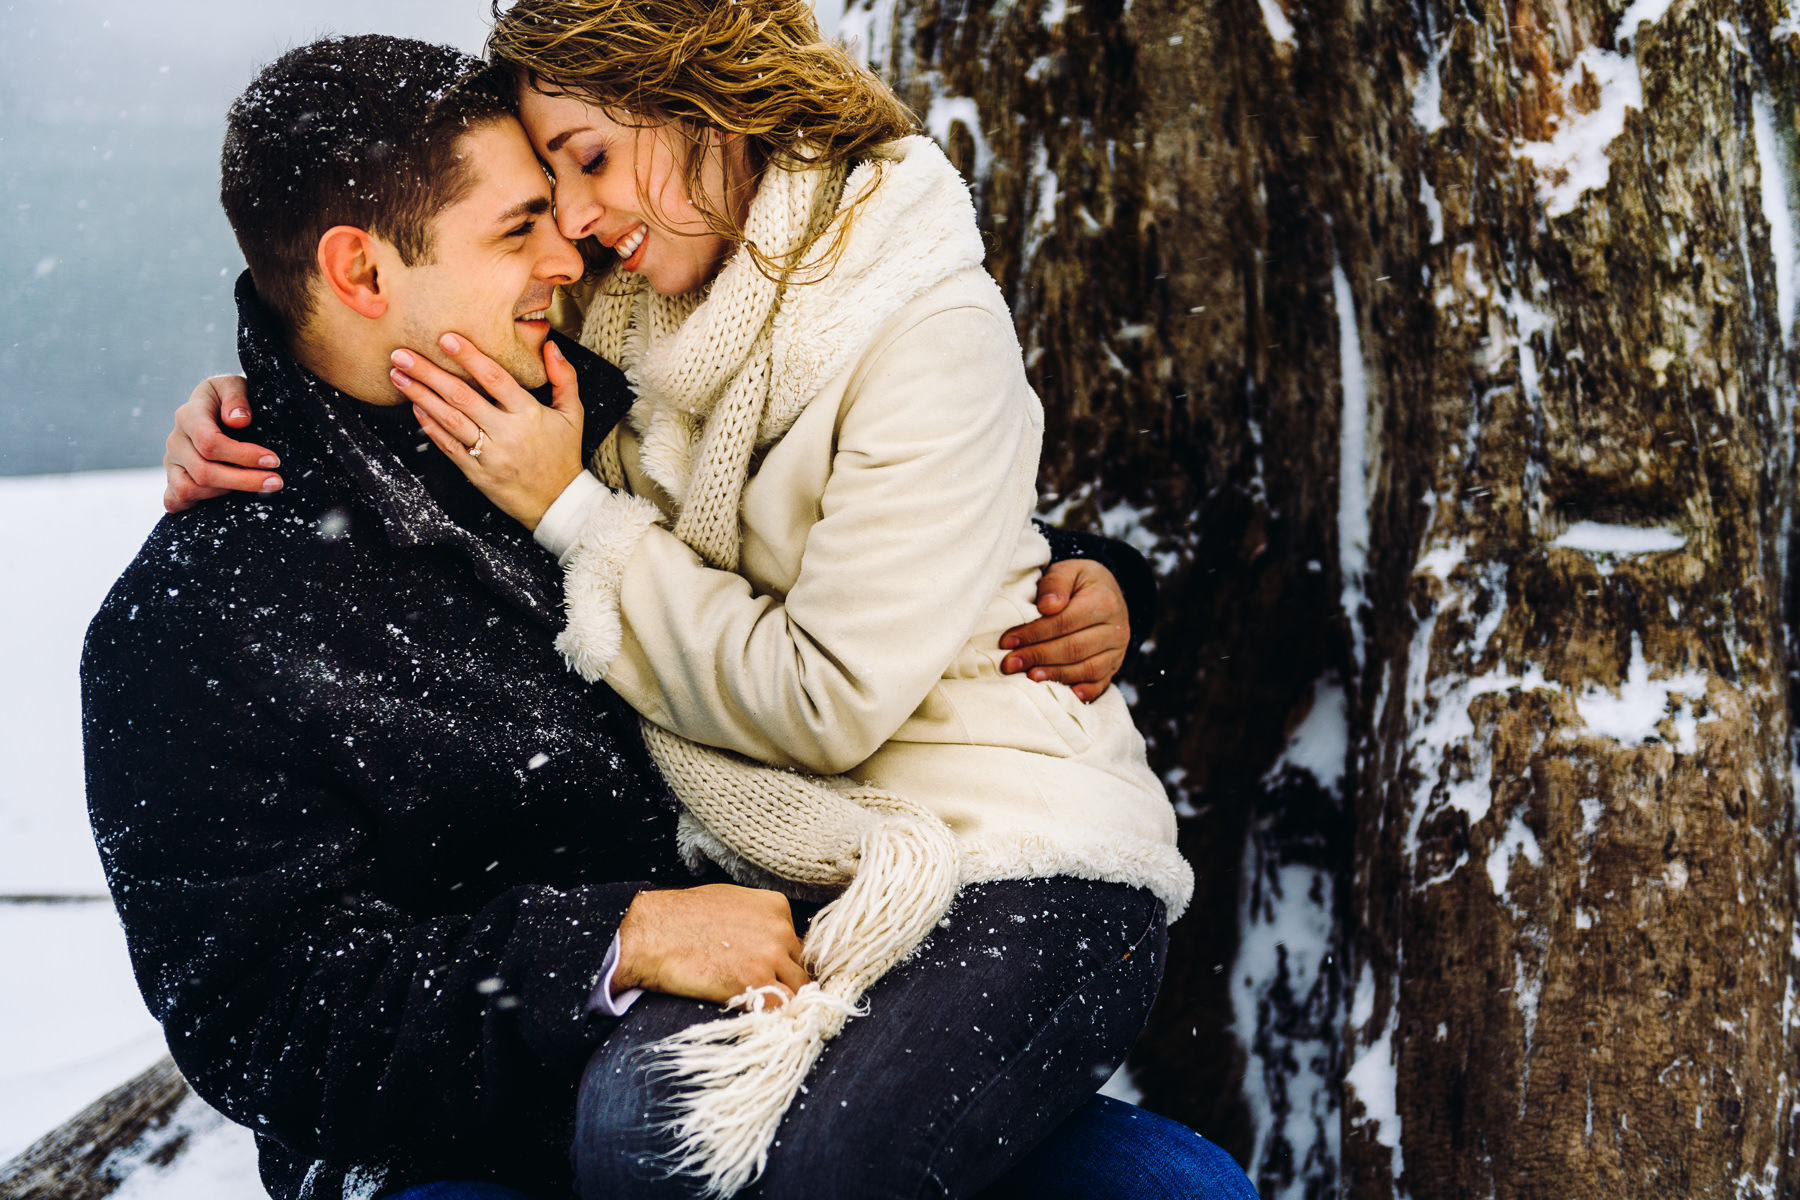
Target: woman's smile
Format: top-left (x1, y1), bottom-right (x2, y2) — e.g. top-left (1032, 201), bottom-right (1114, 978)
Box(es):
top-left (611, 224), bottom-right (649, 271)
top-left (517, 87), bottom-right (746, 297)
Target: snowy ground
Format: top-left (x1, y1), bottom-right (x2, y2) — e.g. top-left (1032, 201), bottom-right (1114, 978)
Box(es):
top-left (0, 469), bottom-right (260, 1185)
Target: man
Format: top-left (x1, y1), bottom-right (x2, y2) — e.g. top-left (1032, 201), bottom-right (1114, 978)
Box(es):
top-left (83, 34), bottom-right (1218, 1200)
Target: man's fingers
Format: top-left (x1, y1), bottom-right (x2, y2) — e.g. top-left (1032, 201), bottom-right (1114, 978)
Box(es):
top-left (1003, 620), bottom-right (1119, 668)
top-left (773, 955), bottom-right (812, 997)
top-left (1034, 559), bottom-right (1084, 615)
top-left (1000, 607), bottom-right (1083, 651)
top-left (1032, 655), bottom-right (1120, 686)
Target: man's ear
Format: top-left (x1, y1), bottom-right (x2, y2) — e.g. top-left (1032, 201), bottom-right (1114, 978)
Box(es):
top-left (316, 226), bottom-right (389, 320)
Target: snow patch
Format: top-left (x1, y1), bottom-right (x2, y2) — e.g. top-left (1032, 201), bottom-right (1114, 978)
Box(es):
top-left (1345, 1024), bottom-right (1403, 1180)
top-left (1486, 812), bottom-right (1543, 895)
top-left (1232, 856), bottom-right (1338, 1197)
top-left (1551, 521), bottom-right (1686, 555)
top-left (1579, 797), bottom-right (1605, 837)
top-left (1753, 89), bottom-right (1799, 345)
top-left (1264, 678), bottom-right (1350, 797)
top-left (1024, 140), bottom-right (1059, 269)
top-left (924, 95), bottom-right (994, 182)
top-left (1421, 175), bottom-right (1444, 245)
top-left (1514, 49), bottom-right (1642, 218)
top-left (1099, 498), bottom-right (1178, 576)
top-left (1098, 1061), bottom-right (1143, 1105)
top-left (1503, 292), bottom-right (1552, 401)
top-left (1349, 963), bottom-right (1375, 1029)
top-left (1514, 950), bottom-right (1543, 1058)
top-left (1616, 0), bottom-right (1678, 33)
top-left (835, 0), bottom-right (898, 71)
top-left (106, 1090), bottom-right (262, 1199)
top-left (1257, 0), bottom-right (1296, 47)
top-left (1411, 40), bottom-right (1447, 135)
top-left (1415, 539), bottom-right (1467, 580)
top-left (1574, 635), bottom-right (1709, 750)
top-left (1333, 255), bottom-right (1372, 667)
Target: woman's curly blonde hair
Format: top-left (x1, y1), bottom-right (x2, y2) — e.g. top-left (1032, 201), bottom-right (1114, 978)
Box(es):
top-left (486, 0), bottom-right (919, 281)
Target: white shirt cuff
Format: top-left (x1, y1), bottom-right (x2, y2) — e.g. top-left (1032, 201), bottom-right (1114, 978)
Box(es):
top-left (586, 931), bottom-right (644, 1019)
top-left (534, 470), bottom-right (608, 564)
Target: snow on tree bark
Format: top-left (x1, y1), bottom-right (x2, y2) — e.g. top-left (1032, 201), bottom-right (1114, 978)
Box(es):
top-left (852, 0), bottom-right (1800, 1191)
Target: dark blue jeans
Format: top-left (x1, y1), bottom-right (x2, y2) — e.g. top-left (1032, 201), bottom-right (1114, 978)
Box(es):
top-left (386, 1097), bottom-right (1253, 1200)
top-left (570, 878), bottom-right (1251, 1200)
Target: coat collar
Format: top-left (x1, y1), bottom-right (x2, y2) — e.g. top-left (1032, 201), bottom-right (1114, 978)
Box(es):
top-left (233, 273), bottom-right (628, 630)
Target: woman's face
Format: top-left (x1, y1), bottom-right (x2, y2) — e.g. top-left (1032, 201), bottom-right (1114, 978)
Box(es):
top-left (517, 87), bottom-right (745, 297)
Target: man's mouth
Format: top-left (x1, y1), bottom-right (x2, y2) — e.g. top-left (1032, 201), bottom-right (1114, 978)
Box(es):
top-left (516, 308), bottom-right (550, 324)
top-left (613, 225), bottom-right (647, 271)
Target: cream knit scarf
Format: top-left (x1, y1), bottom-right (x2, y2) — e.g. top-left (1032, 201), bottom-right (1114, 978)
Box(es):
top-left (575, 138), bottom-right (989, 1196)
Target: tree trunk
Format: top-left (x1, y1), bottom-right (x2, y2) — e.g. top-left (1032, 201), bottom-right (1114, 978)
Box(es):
top-left (854, 0), bottom-right (1800, 1191)
top-left (0, 1057), bottom-right (193, 1199)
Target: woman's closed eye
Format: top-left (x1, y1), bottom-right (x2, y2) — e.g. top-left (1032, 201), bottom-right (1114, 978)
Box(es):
top-left (580, 148), bottom-right (608, 176)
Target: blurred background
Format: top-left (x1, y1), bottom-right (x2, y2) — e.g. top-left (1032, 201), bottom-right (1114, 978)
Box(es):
top-left (0, 0), bottom-right (497, 477)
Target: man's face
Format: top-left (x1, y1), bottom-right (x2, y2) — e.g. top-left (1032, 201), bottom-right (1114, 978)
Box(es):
top-left (387, 117), bottom-right (584, 389)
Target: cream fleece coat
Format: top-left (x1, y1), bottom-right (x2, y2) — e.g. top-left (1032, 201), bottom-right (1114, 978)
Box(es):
top-left (546, 139), bottom-right (1191, 917)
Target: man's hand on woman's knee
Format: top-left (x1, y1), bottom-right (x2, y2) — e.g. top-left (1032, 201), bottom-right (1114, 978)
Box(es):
top-left (1000, 559), bottom-right (1130, 703)
top-left (163, 374), bottom-right (282, 512)
top-left (615, 884), bottom-right (811, 1007)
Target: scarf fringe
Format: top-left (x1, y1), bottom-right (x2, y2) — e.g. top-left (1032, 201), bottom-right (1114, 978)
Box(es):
top-left (648, 801), bottom-right (961, 1197)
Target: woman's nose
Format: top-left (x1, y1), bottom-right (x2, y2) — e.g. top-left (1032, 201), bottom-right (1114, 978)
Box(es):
top-left (554, 179), bottom-right (601, 241)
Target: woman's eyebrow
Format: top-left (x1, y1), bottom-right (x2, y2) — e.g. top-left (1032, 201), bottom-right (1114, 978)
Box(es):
top-left (544, 128), bottom-right (591, 152)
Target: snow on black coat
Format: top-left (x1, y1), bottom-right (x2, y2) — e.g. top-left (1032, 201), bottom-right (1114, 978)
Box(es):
top-left (81, 277), bottom-right (692, 1200)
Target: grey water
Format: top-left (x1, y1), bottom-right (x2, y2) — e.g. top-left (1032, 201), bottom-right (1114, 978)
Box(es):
top-left (0, 0), bottom-right (492, 476)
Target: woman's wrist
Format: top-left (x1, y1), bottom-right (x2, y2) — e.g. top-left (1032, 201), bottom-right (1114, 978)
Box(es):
top-left (534, 470), bottom-right (608, 555)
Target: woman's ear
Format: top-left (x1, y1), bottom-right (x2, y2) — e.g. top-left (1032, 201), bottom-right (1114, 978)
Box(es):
top-left (315, 226), bottom-right (389, 320)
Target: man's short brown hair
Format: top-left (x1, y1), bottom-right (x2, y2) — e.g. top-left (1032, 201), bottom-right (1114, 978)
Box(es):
top-left (220, 35), bottom-right (515, 333)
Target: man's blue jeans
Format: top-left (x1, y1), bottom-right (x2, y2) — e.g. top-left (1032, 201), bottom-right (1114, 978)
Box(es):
top-left (388, 1097), bottom-right (1254, 1200)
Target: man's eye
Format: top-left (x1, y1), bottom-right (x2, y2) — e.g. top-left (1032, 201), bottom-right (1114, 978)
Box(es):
top-left (508, 221), bottom-right (535, 238)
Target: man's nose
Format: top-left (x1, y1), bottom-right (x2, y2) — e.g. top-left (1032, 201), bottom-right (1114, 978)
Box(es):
top-left (537, 225), bottom-right (586, 285)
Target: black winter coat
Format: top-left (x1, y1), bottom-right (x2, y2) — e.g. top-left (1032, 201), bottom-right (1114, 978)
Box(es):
top-left (81, 275), bottom-right (1157, 1200)
top-left (82, 279), bottom-right (690, 1199)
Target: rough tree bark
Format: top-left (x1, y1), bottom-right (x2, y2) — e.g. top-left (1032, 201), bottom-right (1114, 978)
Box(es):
top-left (852, 0), bottom-right (1800, 1193)
top-left (0, 1058), bottom-right (194, 1199)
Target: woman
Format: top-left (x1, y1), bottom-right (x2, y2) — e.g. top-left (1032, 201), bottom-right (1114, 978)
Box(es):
top-left (163, 4), bottom-right (1245, 1197)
